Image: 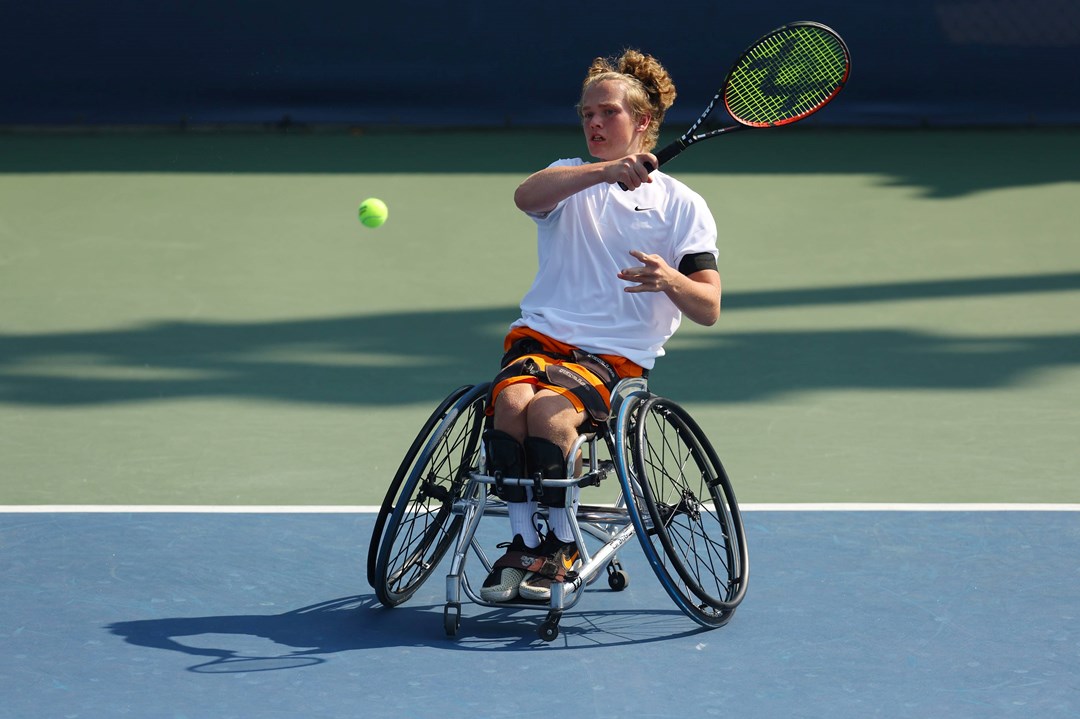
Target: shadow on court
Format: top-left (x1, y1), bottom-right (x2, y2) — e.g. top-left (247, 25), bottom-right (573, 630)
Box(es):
top-left (2, 272), bottom-right (1079, 408)
top-left (106, 595), bottom-right (707, 668)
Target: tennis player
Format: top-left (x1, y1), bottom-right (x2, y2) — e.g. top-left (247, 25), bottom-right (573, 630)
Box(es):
top-left (480, 50), bottom-right (721, 603)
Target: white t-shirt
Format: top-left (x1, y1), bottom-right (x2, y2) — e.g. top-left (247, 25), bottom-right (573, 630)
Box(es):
top-left (513, 158), bottom-right (718, 369)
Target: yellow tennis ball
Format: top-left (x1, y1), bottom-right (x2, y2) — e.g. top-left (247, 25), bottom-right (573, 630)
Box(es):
top-left (358, 197), bottom-right (388, 228)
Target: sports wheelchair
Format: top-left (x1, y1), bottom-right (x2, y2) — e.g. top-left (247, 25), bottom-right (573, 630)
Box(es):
top-left (367, 378), bottom-right (748, 641)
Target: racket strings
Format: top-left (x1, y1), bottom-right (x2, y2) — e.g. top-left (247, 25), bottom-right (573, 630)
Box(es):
top-left (724, 26), bottom-right (848, 127)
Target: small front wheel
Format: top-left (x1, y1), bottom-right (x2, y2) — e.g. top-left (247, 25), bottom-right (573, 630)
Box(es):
top-left (607, 568), bottom-right (629, 591)
top-left (443, 602), bottom-right (461, 637)
top-left (538, 621), bottom-right (560, 642)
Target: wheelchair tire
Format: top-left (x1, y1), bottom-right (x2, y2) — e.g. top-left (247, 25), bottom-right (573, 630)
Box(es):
top-left (372, 383), bottom-right (489, 607)
top-left (622, 395), bottom-right (748, 627)
top-left (366, 384), bottom-right (474, 588)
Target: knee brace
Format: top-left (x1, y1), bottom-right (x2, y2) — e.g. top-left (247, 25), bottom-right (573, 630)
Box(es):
top-left (483, 429), bottom-right (528, 502)
top-left (524, 436), bottom-right (568, 508)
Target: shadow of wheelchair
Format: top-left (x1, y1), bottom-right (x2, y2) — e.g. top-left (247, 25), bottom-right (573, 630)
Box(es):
top-left (106, 592), bottom-right (712, 671)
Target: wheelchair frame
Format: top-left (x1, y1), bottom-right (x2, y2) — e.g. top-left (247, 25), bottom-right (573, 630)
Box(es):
top-left (368, 378), bottom-right (748, 642)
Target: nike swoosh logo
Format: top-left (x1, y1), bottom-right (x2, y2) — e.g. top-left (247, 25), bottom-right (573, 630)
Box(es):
top-left (634, 206), bottom-right (654, 212)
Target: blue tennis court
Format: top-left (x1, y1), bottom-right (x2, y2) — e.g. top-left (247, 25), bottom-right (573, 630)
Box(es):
top-left (2, 508), bottom-right (1076, 718)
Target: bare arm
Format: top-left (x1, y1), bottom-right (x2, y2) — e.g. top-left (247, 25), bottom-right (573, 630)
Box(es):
top-left (514, 153), bottom-right (657, 214)
top-left (619, 250), bottom-right (722, 326)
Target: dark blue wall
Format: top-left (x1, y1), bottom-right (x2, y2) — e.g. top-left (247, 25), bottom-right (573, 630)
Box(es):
top-left (3, 0), bottom-right (1079, 127)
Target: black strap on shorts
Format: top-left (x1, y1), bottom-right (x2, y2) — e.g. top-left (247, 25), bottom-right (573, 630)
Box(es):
top-left (491, 335), bottom-right (648, 425)
top-left (499, 336), bottom-right (622, 385)
top-left (489, 355), bottom-right (613, 423)
top-left (541, 363), bottom-right (611, 422)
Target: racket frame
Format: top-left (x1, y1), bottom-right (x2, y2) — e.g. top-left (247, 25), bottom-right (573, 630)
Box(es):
top-left (654, 20), bottom-right (850, 170)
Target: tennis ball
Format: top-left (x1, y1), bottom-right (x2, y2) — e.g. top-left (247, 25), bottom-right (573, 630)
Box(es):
top-left (358, 197), bottom-right (388, 228)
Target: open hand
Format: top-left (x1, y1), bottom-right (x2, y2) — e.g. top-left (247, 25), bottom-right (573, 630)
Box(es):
top-left (618, 250), bottom-right (676, 293)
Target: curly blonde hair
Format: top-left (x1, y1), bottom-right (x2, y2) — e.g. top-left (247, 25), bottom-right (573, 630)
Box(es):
top-left (578, 50), bottom-right (677, 152)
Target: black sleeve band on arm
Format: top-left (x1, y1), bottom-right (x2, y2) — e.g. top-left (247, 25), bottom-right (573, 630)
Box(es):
top-left (678, 252), bottom-right (718, 276)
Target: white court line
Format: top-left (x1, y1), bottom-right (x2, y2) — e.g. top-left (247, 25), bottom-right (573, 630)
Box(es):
top-left (1, 504), bottom-right (1079, 513)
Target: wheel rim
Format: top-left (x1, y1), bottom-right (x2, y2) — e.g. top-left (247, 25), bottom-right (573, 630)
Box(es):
top-left (630, 397), bottom-right (747, 619)
top-left (367, 385), bottom-right (472, 587)
top-left (376, 385), bottom-right (487, 605)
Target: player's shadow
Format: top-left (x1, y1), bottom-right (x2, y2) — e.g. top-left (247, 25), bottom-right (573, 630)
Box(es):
top-left (105, 595), bottom-right (705, 670)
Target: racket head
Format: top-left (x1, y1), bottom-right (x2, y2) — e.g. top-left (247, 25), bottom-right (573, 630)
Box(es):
top-left (722, 21), bottom-right (850, 128)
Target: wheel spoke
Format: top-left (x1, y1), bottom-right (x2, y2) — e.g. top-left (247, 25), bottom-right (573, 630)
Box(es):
top-left (626, 396), bottom-right (748, 625)
top-left (373, 384), bottom-right (487, 607)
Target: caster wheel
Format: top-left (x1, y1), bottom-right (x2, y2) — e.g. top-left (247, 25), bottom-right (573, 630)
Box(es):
top-left (607, 569), bottom-right (630, 591)
top-left (538, 621), bottom-right (560, 642)
top-left (443, 602), bottom-right (461, 637)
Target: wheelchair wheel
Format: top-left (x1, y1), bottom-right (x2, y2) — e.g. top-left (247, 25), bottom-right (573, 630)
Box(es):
top-left (622, 395), bottom-right (748, 627)
top-left (366, 385), bottom-right (475, 587)
top-left (372, 383), bottom-right (488, 607)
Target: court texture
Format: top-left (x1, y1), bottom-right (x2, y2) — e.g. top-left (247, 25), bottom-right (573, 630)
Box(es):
top-left (1, 128), bottom-right (1078, 718)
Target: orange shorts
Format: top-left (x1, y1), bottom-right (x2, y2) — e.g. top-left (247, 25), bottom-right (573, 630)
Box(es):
top-left (487, 327), bottom-right (646, 423)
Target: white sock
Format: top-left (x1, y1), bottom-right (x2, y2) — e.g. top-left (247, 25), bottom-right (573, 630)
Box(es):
top-left (507, 499), bottom-right (540, 548)
top-left (546, 487), bottom-right (580, 543)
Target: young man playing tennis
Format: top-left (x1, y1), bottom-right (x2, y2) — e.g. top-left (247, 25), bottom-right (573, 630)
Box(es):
top-left (480, 50), bottom-right (721, 603)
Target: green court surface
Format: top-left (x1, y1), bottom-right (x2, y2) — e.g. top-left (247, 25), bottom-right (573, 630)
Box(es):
top-left (1, 129), bottom-right (1078, 505)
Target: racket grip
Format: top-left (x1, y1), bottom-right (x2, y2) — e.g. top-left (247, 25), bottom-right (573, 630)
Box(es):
top-left (618, 161), bottom-right (655, 192)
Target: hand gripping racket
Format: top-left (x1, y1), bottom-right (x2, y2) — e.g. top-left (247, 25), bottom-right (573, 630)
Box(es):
top-left (620, 21), bottom-right (850, 189)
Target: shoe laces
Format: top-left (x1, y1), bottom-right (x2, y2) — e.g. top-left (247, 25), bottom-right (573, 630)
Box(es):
top-left (495, 533), bottom-right (545, 552)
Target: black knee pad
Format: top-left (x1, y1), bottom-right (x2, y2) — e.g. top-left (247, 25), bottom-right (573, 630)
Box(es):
top-left (483, 429), bottom-right (528, 502)
top-left (524, 436), bottom-right (568, 508)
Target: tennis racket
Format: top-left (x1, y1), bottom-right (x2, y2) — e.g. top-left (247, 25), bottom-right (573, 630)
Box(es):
top-left (620, 21), bottom-right (850, 189)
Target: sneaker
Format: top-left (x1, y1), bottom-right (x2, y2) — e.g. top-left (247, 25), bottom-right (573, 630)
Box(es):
top-left (517, 534), bottom-right (581, 602)
top-left (479, 534), bottom-right (542, 602)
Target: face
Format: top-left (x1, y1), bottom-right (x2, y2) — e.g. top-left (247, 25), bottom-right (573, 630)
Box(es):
top-left (579, 79), bottom-right (650, 160)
